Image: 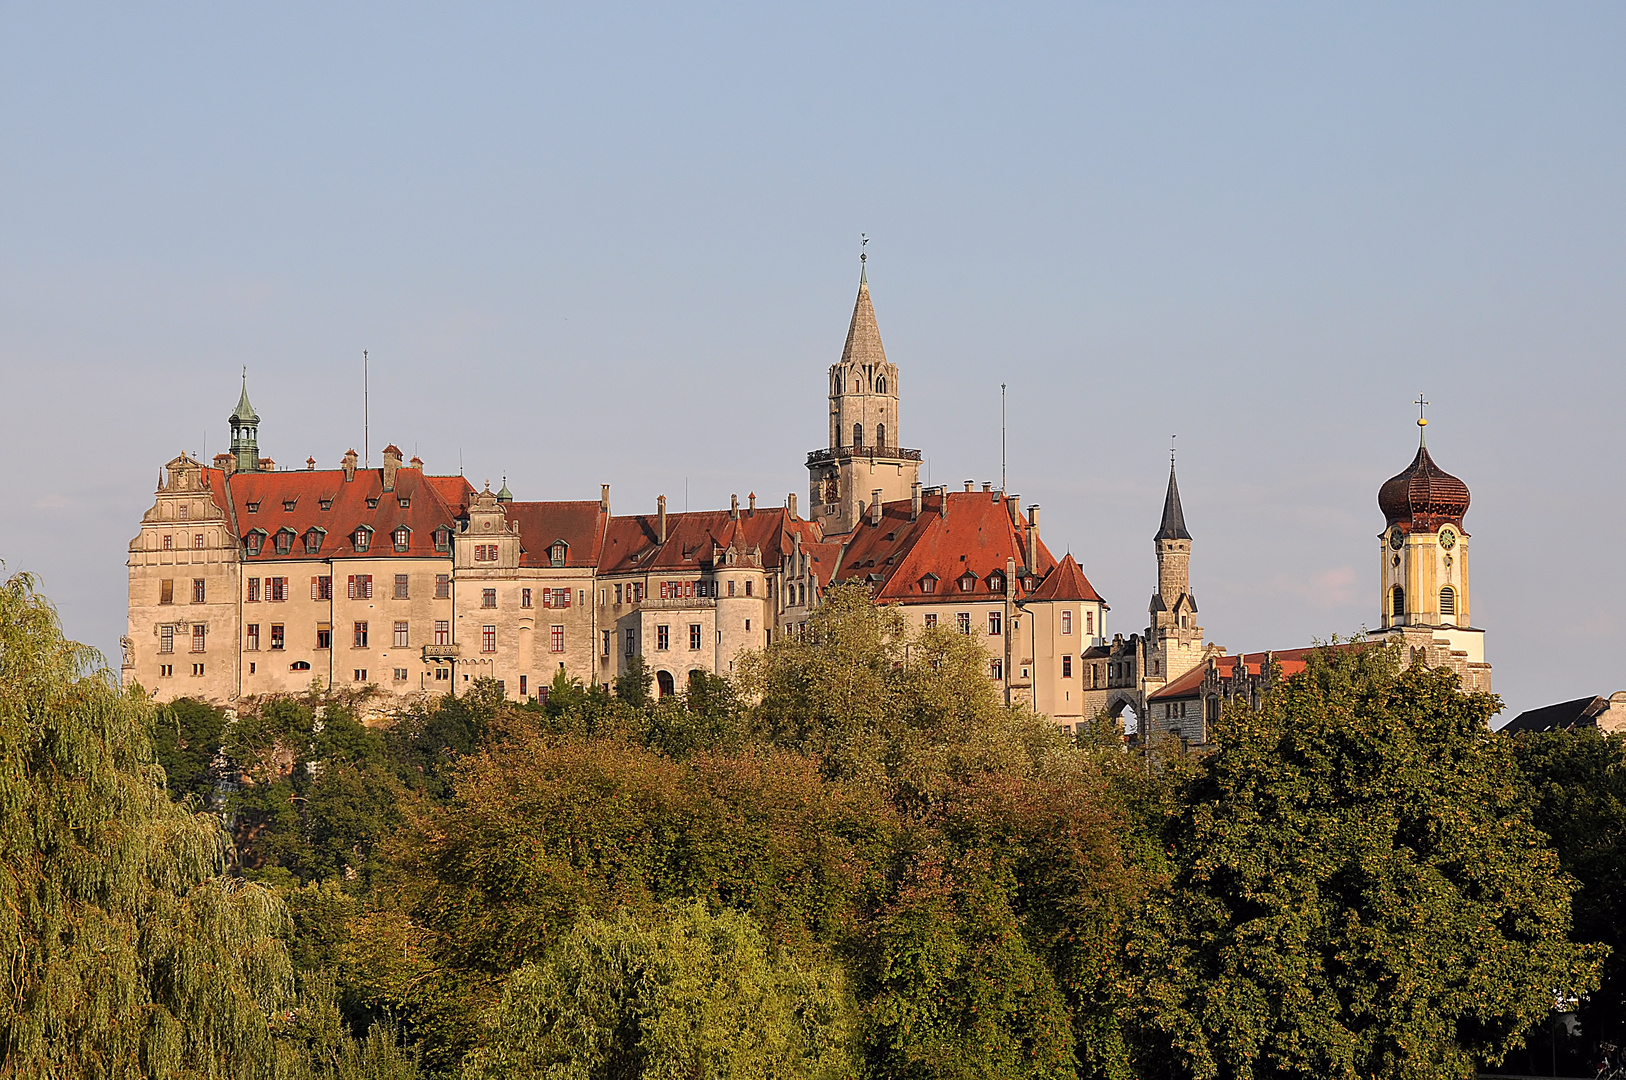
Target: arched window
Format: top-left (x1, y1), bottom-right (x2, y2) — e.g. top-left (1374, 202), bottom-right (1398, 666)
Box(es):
top-left (876, 423), bottom-right (886, 449)
top-left (876, 375), bottom-right (887, 394)
top-left (853, 423), bottom-right (863, 448)
top-left (1439, 586), bottom-right (1456, 617)
top-left (1391, 585), bottom-right (1405, 619)
top-left (656, 670), bottom-right (675, 697)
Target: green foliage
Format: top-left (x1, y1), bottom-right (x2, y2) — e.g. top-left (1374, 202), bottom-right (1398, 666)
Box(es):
top-left (461, 901), bottom-right (856, 1080)
top-left (1510, 726), bottom-right (1626, 1048)
top-left (1127, 645), bottom-right (1604, 1080)
top-left (617, 653), bottom-right (654, 709)
top-left (151, 696), bottom-right (228, 802)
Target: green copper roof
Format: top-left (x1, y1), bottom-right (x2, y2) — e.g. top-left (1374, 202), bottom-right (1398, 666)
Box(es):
top-left (230, 376), bottom-right (259, 425)
top-left (496, 478), bottom-right (514, 502)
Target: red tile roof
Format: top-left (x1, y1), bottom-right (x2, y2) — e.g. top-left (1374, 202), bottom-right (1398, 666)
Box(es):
top-left (597, 507), bottom-right (808, 576)
top-left (222, 466), bottom-right (461, 561)
top-left (832, 491), bottom-right (1058, 604)
top-left (1025, 552), bottom-right (1105, 604)
top-left (1147, 644), bottom-right (1365, 700)
top-left (505, 501), bottom-right (609, 568)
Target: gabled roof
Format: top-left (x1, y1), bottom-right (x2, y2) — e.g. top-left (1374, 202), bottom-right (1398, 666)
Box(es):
top-left (1025, 553), bottom-right (1106, 604)
top-left (597, 507), bottom-right (807, 576)
top-left (1147, 644), bottom-right (1365, 701)
top-left (223, 465), bottom-right (461, 561)
top-left (839, 274), bottom-right (887, 368)
top-left (1502, 696), bottom-right (1612, 734)
top-left (832, 491), bottom-right (1059, 604)
top-left (505, 501), bottom-right (609, 568)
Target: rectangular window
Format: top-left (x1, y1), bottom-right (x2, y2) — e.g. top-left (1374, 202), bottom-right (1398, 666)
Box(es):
top-left (989, 611), bottom-right (1002, 635)
top-left (1062, 654), bottom-right (1073, 678)
top-left (1086, 611), bottom-right (1093, 636)
top-left (482, 588), bottom-right (497, 608)
top-left (269, 624), bottom-right (284, 651)
top-left (728, 580), bottom-right (736, 598)
top-left (348, 575), bottom-right (373, 600)
top-left (745, 580), bottom-right (753, 597)
top-left (354, 669), bottom-right (367, 682)
top-left (924, 613), bottom-right (937, 629)
top-left (191, 625), bottom-right (206, 653)
top-left (656, 625), bottom-right (670, 651)
top-left (1061, 610), bottom-right (1073, 636)
top-left (160, 625), bottom-right (174, 653)
top-left (482, 625), bottom-right (497, 653)
top-left (615, 584), bottom-right (623, 605)
top-left (689, 624), bottom-right (702, 650)
top-left (313, 576), bottom-right (332, 601)
top-left (353, 621), bottom-right (368, 648)
top-left (394, 668), bottom-right (408, 682)
top-left (956, 612), bottom-right (971, 635)
top-left (160, 579), bottom-right (174, 605)
top-left (521, 588), bottom-right (532, 608)
top-left (192, 663), bottom-right (204, 676)
top-left (247, 577), bottom-right (261, 603)
top-left (163, 534), bottom-right (173, 550)
top-left (551, 625), bottom-right (565, 653)
top-left (269, 577), bottom-right (287, 602)
top-left (394, 621), bottom-right (409, 648)
top-left (435, 667), bottom-right (449, 681)
top-left (435, 574), bottom-right (450, 599)
top-left (317, 624), bottom-right (331, 650)
top-left (602, 630), bottom-right (612, 657)
top-left (192, 579), bottom-right (206, 604)
top-left (194, 533), bottom-right (204, 550)
top-left (246, 624), bottom-right (260, 651)
top-left (625, 628), bottom-right (636, 657)
top-left (160, 664), bottom-right (173, 677)
top-left (991, 659), bottom-right (1003, 680)
top-left (179, 505), bottom-right (188, 520)
top-left (434, 620), bottom-right (450, 646)
top-left (395, 574), bottom-right (409, 600)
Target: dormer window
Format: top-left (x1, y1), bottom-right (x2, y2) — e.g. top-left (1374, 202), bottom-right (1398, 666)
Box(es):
top-left (987, 572), bottom-right (1005, 593)
top-left (303, 528), bottom-right (325, 555)
top-left (959, 572), bottom-right (977, 593)
top-left (918, 574), bottom-right (938, 595)
top-left (319, 499), bottom-right (333, 511)
top-left (393, 526), bottom-right (410, 552)
top-left (282, 499), bottom-right (297, 512)
top-left (244, 530), bottom-right (265, 556)
top-left (274, 529), bottom-right (295, 556)
top-left (353, 526), bottom-right (372, 552)
top-left (398, 498), bottom-right (410, 508)
top-left (366, 498), bottom-right (380, 509)
top-left (246, 501), bottom-right (260, 513)
top-left (433, 527), bottom-right (451, 553)
top-left (550, 542), bottom-right (567, 567)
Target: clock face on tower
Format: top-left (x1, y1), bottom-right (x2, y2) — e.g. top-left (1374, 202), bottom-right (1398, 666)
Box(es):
top-left (1389, 528), bottom-right (1405, 551)
top-left (1439, 527), bottom-right (1457, 550)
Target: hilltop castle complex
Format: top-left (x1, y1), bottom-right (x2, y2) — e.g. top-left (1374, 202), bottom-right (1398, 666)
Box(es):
top-left (124, 262), bottom-right (1491, 737)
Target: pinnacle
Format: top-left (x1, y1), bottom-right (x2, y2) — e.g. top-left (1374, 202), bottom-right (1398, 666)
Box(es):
top-left (1155, 462), bottom-right (1191, 541)
top-left (839, 276), bottom-right (888, 368)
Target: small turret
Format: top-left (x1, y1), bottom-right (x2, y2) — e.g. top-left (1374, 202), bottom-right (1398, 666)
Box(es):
top-left (229, 373), bottom-right (261, 473)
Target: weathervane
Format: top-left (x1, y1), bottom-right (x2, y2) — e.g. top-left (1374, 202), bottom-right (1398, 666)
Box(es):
top-left (860, 233), bottom-right (868, 265)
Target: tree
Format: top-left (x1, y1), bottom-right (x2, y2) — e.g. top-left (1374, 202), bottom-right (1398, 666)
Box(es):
top-left (1127, 645), bottom-right (1604, 1080)
top-left (460, 901), bottom-right (856, 1080)
top-left (0, 571), bottom-right (295, 1078)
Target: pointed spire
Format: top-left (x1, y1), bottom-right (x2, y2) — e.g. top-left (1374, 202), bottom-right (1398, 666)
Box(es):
top-left (231, 368), bottom-right (258, 424)
top-left (840, 258), bottom-right (887, 368)
top-left (1155, 455), bottom-right (1191, 541)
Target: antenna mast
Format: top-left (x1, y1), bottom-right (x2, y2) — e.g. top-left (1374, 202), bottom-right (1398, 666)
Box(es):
top-left (1001, 383), bottom-right (1007, 491)
top-left (363, 349), bottom-right (370, 468)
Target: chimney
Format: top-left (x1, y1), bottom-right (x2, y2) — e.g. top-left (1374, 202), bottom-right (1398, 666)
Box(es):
top-left (870, 489), bottom-right (883, 526)
top-left (787, 492), bottom-right (798, 520)
top-left (306, 456), bottom-right (316, 471)
top-left (939, 487), bottom-right (948, 519)
top-left (1026, 505), bottom-right (1040, 569)
top-left (600, 484), bottom-right (611, 513)
top-left (982, 481), bottom-right (992, 494)
top-left (409, 456), bottom-right (423, 469)
top-left (730, 494), bottom-right (739, 520)
top-left (1007, 556), bottom-right (1017, 596)
top-left (342, 449), bottom-right (358, 482)
top-left (910, 481), bottom-right (921, 521)
top-left (382, 445), bottom-right (402, 492)
top-left (1007, 494), bottom-right (1020, 527)
top-left (748, 492), bottom-right (756, 517)
top-left (657, 495), bottom-right (667, 543)
top-left (964, 479), bottom-right (975, 493)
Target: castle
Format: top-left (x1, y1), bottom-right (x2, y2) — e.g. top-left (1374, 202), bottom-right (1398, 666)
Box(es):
top-left (123, 262), bottom-right (1489, 734)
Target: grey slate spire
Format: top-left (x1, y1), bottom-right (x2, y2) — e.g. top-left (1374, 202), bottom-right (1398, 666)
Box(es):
top-left (1154, 460), bottom-right (1190, 541)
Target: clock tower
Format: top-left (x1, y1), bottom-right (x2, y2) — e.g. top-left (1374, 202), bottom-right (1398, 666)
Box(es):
top-left (1370, 405), bottom-right (1489, 690)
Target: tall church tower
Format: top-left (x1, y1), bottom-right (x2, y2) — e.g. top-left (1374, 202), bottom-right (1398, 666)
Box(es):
top-left (229, 375), bottom-right (261, 473)
top-left (1147, 456), bottom-right (1205, 684)
top-left (1370, 407), bottom-right (1489, 689)
top-left (806, 254), bottom-right (921, 535)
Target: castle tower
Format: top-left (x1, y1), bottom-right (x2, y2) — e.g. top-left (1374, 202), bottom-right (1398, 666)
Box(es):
top-left (806, 254), bottom-right (921, 535)
top-left (1371, 405), bottom-right (1488, 689)
top-left (229, 375), bottom-right (260, 473)
top-left (1147, 456), bottom-right (1205, 685)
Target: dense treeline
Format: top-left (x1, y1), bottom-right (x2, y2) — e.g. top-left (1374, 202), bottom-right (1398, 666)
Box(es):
top-left (3, 570), bottom-right (1619, 1079)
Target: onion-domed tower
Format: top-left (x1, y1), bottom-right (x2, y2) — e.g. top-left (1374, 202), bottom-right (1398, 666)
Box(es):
top-left (1371, 403), bottom-right (1489, 689)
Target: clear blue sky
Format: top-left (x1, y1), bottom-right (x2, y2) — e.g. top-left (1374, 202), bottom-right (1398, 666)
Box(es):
top-left (2, 4), bottom-right (1622, 720)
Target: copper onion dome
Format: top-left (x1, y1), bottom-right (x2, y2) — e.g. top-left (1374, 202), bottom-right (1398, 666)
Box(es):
top-left (1378, 439), bottom-right (1470, 532)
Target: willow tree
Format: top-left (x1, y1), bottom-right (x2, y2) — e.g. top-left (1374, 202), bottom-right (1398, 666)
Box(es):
top-left (0, 572), bottom-right (297, 1078)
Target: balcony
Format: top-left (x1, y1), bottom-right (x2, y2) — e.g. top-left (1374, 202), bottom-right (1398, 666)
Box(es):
top-left (806, 445), bottom-right (923, 465)
top-left (422, 644), bottom-right (460, 660)
top-left (638, 596), bottom-right (718, 611)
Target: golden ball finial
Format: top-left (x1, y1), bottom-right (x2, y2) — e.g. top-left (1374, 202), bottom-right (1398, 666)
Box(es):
top-left (1418, 417), bottom-right (1428, 427)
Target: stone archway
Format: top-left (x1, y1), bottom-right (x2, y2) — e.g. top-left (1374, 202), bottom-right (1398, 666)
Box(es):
top-left (1102, 692), bottom-right (1141, 738)
top-left (656, 670), bottom-right (676, 697)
